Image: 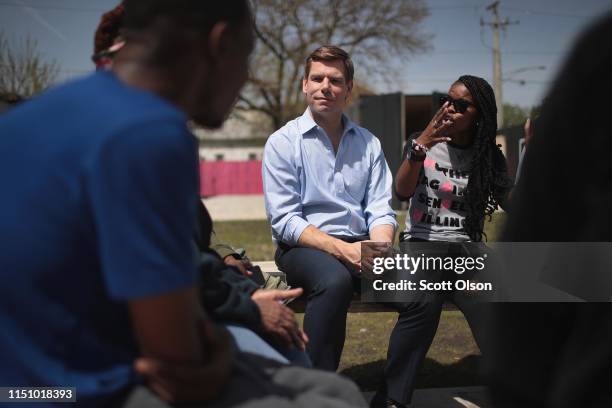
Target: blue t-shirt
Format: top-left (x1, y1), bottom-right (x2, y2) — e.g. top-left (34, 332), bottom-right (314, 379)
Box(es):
top-left (0, 72), bottom-right (199, 407)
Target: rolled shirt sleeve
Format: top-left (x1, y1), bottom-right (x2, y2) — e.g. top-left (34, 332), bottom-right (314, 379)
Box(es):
top-left (364, 136), bottom-right (398, 233)
top-left (263, 131), bottom-right (310, 246)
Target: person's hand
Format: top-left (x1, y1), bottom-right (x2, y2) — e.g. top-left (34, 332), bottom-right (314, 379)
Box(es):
top-left (361, 241), bottom-right (392, 280)
top-left (224, 255), bottom-right (253, 277)
top-left (133, 319), bottom-right (233, 403)
top-left (523, 117), bottom-right (534, 148)
top-left (251, 288), bottom-right (308, 350)
top-left (415, 102), bottom-right (453, 149)
top-left (337, 241), bottom-right (362, 271)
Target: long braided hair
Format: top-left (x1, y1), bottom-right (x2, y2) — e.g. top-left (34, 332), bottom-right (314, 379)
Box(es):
top-left (458, 75), bottom-right (512, 241)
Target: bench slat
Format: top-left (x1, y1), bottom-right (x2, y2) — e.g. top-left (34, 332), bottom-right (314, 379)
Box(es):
top-left (256, 260), bottom-right (458, 313)
top-left (257, 261), bottom-right (395, 313)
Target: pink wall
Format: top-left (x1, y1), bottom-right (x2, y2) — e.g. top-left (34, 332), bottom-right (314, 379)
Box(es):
top-left (199, 161), bottom-right (263, 196)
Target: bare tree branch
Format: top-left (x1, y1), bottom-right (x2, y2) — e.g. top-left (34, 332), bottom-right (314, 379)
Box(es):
top-left (243, 0), bottom-right (431, 133)
top-left (0, 31), bottom-right (58, 98)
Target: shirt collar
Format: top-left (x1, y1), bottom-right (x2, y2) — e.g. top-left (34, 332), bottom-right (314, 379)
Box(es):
top-left (297, 107), bottom-right (356, 137)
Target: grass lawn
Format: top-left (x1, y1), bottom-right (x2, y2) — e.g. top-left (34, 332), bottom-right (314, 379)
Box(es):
top-left (338, 311), bottom-right (481, 390)
top-left (212, 211), bottom-right (507, 262)
top-left (213, 212), bottom-right (507, 389)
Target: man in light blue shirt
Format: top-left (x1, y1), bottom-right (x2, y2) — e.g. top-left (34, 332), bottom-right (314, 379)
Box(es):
top-left (263, 46), bottom-right (397, 371)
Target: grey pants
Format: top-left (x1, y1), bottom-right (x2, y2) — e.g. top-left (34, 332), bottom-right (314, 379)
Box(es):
top-left (122, 352), bottom-right (366, 408)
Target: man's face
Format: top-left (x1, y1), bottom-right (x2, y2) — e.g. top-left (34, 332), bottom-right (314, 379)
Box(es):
top-left (303, 60), bottom-right (352, 117)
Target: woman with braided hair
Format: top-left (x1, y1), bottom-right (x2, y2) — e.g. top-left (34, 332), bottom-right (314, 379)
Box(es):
top-left (397, 74), bottom-right (511, 243)
top-left (371, 76), bottom-right (512, 408)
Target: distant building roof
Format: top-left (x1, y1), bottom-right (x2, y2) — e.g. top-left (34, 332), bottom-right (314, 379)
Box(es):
top-left (198, 138), bottom-right (267, 148)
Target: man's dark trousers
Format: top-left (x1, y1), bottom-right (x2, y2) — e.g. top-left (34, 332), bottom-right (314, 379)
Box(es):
top-left (275, 236), bottom-right (440, 374)
top-left (276, 239), bottom-right (490, 405)
top-left (275, 239), bottom-right (361, 371)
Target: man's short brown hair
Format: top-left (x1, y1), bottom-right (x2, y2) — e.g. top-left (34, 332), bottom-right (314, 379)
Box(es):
top-left (304, 45), bottom-right (354, 82)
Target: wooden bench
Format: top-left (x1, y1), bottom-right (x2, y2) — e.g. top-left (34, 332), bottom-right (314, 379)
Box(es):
top-left (258, 261), bottom-right (402, 313)
top-left (257, 261), bottom-right (457, 313)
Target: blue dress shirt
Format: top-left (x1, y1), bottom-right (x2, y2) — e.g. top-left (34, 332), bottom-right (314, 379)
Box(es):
top-left (263, 108), bottom-right (397, 245)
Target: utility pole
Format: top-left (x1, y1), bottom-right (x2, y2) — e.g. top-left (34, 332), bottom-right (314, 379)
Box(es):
top-left (481, 1), bottom-right (518, 129)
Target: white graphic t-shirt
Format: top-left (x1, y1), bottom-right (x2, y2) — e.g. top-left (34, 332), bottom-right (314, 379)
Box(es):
top-left (402, 139), bottom-right (474, 242)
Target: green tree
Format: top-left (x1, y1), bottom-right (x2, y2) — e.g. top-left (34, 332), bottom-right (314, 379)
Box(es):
top-left (529, 104), bottom-right (542, 119)
top-left (240, 0), bottom-right (431, 131)
top-left (502, 103), bottom-right (529, 128)
top-left (0, 31), bottom-right (58, 99)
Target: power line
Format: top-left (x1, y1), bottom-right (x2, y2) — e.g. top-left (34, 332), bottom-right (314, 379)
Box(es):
top-left (0, 1), bottom-right (597, 19)
top-left (500, 6), bottom-right (595, 19)
top-left (399, 76), bottom-right (550, 83)
top-left (425, 3), bottom-right (595, 19)
top-left (428, 5), bottom-right (480, 11)
top-left (434, 49), bottom-right (564, 55)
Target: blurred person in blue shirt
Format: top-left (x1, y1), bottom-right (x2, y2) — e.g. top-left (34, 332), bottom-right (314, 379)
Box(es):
top-left (0, 2), bottom-right (369, 406)
top-left (0, 0), bottom-right (254, 405)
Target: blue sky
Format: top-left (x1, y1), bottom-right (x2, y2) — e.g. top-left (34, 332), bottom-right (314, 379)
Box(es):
top-left (0, 0), bottom-right (610, 108)
top-left (396, 0), bottom-right (612, 108)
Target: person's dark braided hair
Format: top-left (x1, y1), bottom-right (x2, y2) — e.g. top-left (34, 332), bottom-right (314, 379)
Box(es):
top-left (93, 3), bottom-right (125, 57)
top-left (457, 75), bottom-right (512, 241)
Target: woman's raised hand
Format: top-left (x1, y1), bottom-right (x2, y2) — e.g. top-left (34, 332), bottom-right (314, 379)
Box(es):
top-left (416, 102), bottom-right (453, 148)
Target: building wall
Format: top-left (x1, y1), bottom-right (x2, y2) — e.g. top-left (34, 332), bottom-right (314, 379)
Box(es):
top-left (200, 161), bottom-right (263, 197)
